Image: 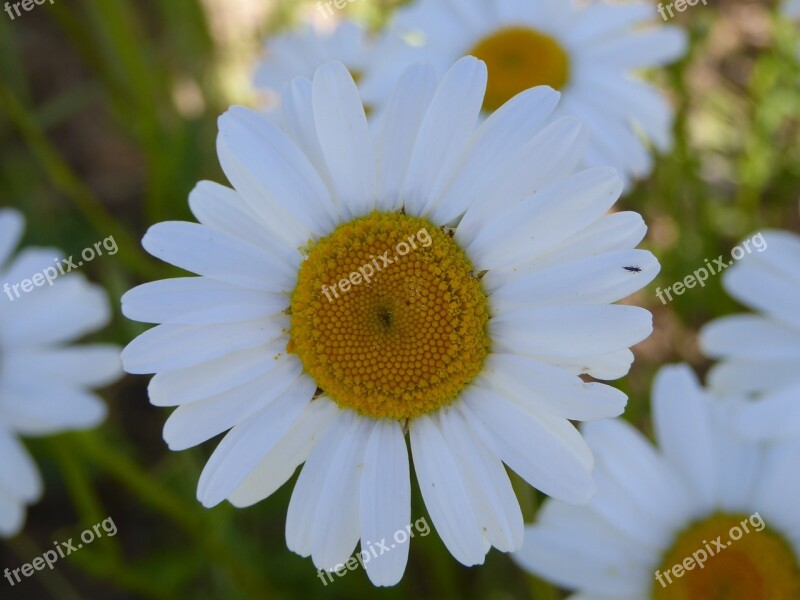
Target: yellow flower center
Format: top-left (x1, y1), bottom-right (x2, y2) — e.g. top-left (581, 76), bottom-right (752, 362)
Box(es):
top-left (469, 26), bottom-right (570, 112)
top-left (288, 211), bottom-right (490, 421)
top-left (653, 513), bottom-right (800, 599)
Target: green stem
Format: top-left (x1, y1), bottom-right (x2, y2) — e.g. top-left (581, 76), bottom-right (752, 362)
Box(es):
top-left (8, 534), bottom-right (86, 600)
top-left (0, 87), bottom-right (165, 281)
top-left (45, 438), bottom-right (121, 560)
top-left (72, 431), bottom-right (281, 599)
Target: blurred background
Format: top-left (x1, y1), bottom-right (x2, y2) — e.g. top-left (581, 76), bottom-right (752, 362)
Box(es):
top-left (0, 0), bottom-right (798, 598)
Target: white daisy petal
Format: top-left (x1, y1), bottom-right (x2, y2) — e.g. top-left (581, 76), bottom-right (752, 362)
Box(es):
top-left (310, 415), bottom-right (372, 571)
top-left (701, 315), bottom-right (800, 361)
top-left (584, 419), bottom-right (694, 540)
top-left (188, 181), bottom-right (302, 266)
top-left (734, 381), bottom-right (800, 441)
top-left (4, 346), bottom-right (121, 389)
top-left (1, 274), bottom-right (111, 348)
top-left (312, 62), bottom-right (377, 218)
top-left (0, 208), bottom-right (24, 268)
top-left (286, 411), bottom-right (356, 558)
top-left (706, 358), bottom-right (799, 397)
top-left (456, 117), bottom-right (589, 245)
top-left (228, 398), bottom-right (339, 508)
top-left (515, 502), bottom-right (653, 597)
top-left (711, 401), bottom-right (763, 514)
top-left (196, 380), bottom-right (314, 508)
top-left (0, 382), bottom-right (107, 435)
top-left (401, 57), bottom-right (487, 216)
top-left (577, 349), bottom-right (636, 381)
top-left (163, 358), bottom-right (305, 451)
top-left (218, 106), bottom-right (338, 238)
top-left (142, 221), bottom-right (296, 293)
top-left (722, 260), bottom-right (800, 329)
top-left (565, 4), bottom-right (652, 47)
top-left (0, 488), bottom-right (25, 538)
top-left (376, 64), bottom-right (439, 211)
top-left (428, 85), bottom-right (561, 224)
top-left (1, 247), bottom-right (64, 290)
top-left (121, 319), bottom-right (285, 375)
top-left (532, 211), bottom-right (649, 270)
top-left (491, 305), bottom-right (652, 361)
top-left (486, 249), bottom-right (659, 311)
top-left (478, 353), bottom-right (627, 421)
top-left (410, 414), bottom-right (488, 566)
top-left (785, 0), bottom-right (800, 18)
top-left (0, 429), bottom-right (42, 503)
top-left (122, 278), bottom-right (287, 325)
top-left (462, 387), bottom-right (595, 504)
top-left (279, 78), bottom-right (338, 212)
top-left (652, 365), bottom-right (717, 510)
top-left (590, 27), bottom-right (688, 69)
top-left (465, 167), bottom-right (622, 270)
top-left (559, 95), bottom-right (650, 179)
top-left (573, 72), bottom-right (673, 152)
top-left (755, 440), bottom-right (800, 535)
top-left (749, 230), bottom-right (800, 281)
top-left (147, 341), bottom-right (285, 407)
top-left (359, 420), bottom-right (412, 587)
top-left (439, 406), bottom-right (523, 552)
top-left (254, 21), bottom-right (376, 102)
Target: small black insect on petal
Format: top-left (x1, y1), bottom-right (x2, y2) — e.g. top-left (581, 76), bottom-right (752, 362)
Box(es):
top-left (623, 266), bottom-right (642, 273)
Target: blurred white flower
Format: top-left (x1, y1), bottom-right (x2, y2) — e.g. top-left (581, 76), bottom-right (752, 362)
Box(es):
top-left (366, 0), bottom-right (687, 188)
top-left (0, 209), bottom-right (122, 538)
top-left (254, 21), bottom-right (379, 109)
top-left (785, 0), bottom-right (800, 19)
top-left (700, 230), bottom-right (800, 441)
top-left (514, 364), bottom-right (800, 599)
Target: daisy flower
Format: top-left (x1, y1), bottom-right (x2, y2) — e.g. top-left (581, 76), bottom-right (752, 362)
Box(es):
top-left (121, 57), bottom-right (658, 586)
top-left (254, 21), bottom-right (378, 106)
top-left (367, 0), bottom-right (687, 187)
top-left (513, 364), bottom-right (800, 599)
top-left (700, 230), bottom-right (800, 441)
top-left (0, 209), bottom-right (121, 537)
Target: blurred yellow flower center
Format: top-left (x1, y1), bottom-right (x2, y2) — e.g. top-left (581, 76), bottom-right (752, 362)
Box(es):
top-left (469, 26), bottom-right (570, 112)
top-left (288, 211), bottom-right (490, 421)
top-left (653, 513), bottom-right (800, 599)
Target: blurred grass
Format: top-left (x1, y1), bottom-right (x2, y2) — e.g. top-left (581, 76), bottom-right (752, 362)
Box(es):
top-left (0, 0), bottom-right (798, 598)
